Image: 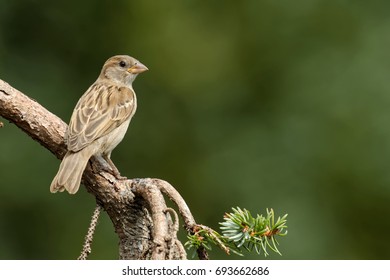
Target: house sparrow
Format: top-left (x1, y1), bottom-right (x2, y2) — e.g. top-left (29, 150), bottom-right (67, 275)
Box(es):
top-left (50, 55), bottom-right (148, 194)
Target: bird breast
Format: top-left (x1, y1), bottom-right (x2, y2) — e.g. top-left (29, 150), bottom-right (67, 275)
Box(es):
top-left (95, 117), bottom-right (132, 156)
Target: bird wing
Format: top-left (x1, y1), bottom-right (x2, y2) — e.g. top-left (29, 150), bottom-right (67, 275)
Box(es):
top-left (66, 83), bottom-right (136, 152)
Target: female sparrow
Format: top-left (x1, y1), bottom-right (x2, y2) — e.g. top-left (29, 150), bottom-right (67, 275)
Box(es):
top-left (50, 55), bottom-right (148, 194)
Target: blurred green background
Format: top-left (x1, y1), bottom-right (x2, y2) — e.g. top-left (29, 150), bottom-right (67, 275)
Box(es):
top-left (1, 0), bottom-right (390, 259)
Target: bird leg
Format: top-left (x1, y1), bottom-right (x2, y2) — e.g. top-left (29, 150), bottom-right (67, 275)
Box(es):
top-left (94, 155), bottom-right (127, 180)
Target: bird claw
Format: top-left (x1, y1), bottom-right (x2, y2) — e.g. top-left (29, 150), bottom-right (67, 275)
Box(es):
top-left (115, 174), bottom-right (128, 181)
top-left (96, 155), bottom-right (127, 181)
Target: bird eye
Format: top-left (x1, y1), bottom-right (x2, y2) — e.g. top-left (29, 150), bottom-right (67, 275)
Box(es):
top-left (119, 61), bottom-right (126, 67)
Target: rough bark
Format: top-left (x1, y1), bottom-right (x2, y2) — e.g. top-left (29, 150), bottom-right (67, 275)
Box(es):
top-left (0, 78), bottom-right (199, 260)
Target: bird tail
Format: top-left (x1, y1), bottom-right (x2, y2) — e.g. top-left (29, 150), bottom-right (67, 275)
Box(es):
top-left (50, 149), bottom-right (91, 194)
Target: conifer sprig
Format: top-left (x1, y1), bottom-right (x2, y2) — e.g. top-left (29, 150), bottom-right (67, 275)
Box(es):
top-left (186, 207), bottom-right (288, 257)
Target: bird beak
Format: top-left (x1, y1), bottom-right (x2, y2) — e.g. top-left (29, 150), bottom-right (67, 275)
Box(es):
top-left (127, 62), bottom-right (148, 74)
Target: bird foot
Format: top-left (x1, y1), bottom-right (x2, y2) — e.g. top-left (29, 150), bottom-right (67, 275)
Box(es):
top-left (96, 155), bottom-right (127, 180)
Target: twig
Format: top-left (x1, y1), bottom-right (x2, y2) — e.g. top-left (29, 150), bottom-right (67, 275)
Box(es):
top-left (78, 204), bottom-right (102, 260)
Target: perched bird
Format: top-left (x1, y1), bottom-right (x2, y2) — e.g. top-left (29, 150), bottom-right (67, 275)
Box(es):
top-left (50, 55), bottom-right (148, 194)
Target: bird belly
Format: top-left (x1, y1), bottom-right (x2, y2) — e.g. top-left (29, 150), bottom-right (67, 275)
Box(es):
top-left (95, 117), bottom-right (132, 156)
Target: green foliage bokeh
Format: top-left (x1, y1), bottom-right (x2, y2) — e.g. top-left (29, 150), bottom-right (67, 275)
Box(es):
top-left (1, 0), bottom-right (390, 259)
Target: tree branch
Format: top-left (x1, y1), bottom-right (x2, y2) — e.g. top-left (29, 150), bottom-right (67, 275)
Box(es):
top-left (0, 78), bottom-right (201, 260)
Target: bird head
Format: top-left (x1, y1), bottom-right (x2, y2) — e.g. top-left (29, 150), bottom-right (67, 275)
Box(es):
top-left (100, 55), bottom-right (148, 85)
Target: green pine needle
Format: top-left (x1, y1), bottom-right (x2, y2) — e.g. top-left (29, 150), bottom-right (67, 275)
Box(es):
top-left (185, 207), bottom-right (288, 258)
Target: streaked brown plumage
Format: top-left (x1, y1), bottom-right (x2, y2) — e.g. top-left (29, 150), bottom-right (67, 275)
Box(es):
top-left (50, 55), bottom-right (148, 194)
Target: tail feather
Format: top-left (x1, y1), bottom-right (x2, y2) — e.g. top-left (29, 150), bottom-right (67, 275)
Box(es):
top-left (50, 149), bottom-right (91, 194)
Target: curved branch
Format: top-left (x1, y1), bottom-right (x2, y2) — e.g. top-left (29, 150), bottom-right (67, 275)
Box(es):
top-left (155, 179), bottom-right (196, 231)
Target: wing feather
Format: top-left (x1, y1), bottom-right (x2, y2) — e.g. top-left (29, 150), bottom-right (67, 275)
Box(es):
top-left (65, 83), bottom-right (136, 152)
